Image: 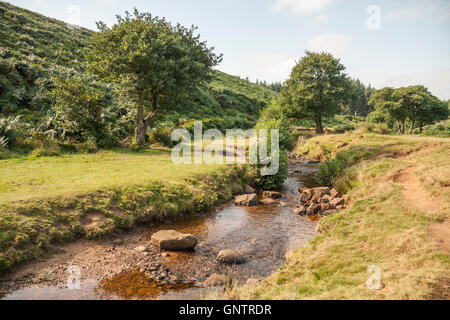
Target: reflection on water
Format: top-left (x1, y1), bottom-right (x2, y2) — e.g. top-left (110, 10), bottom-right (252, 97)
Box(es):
top-left (2, 280), bottom-right (104, 300)
top-left (2, 161), bottom-right (320, 300)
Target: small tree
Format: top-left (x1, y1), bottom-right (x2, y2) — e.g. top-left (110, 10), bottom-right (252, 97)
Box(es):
top-left (52, 76), bottom-right (111, 146)
top-left (87, 9), bottom-right (221, 146)
top-left (281, 51), bottom-right (352, 134)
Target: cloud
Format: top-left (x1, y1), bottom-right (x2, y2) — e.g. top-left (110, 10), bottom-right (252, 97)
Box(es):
top-left (219, 54), bottom-right (297, 83)
top-left (254, 54), bottom-right (297, 81)
top-left (379, 69), bottom-right (450, 100)
top-left (65, 5), bottom-right (81, 26)
top-left (386, 0), bottom-right (450, 22)
top-left (313, 13), bottom-right (330, 23)
top-left (306, 33), bottom-right (350, 59)
top-left (94, 0), bottom-right (118, 5)
top-left (32, 0), bottom-right (47, 6)
top-left (386, 5), bottom-right (422, 21)
top-left (270, 0), bottom-right (336, 16)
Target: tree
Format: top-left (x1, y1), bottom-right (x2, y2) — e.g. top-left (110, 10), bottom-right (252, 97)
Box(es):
top-left (347, 79), bottom-right (374, 117)
top-left (396, 86), bottom-right (448, 134)
top-left (51, 75), bottom-right (112, 146)
top-left (87, 9), bottom-right (222, 145)
top-left (369, 87), bottom-right (407, 133)
top-left (369, 86), bottom-right (448, 134)
top-left (280, 51), bottom-right (352, 134)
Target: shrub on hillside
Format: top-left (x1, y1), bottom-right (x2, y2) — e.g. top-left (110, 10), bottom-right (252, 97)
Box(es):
top-left (314, 153), bottom-right (348, 187)
top-left (328, 123), bottom-right (355, 134)
top-left (0, 115), bottom-right (27, 145)
top-left (255, 101), bottom-right (293, 150)
top-left (247, 149), bottom-right (289, 190)
top-left (248, 101), bottom-right (290, 190)
top-left (148, 123), bottom-right (175, 148)
top-left (418, 120), bottom-right (450, 138)
top-left (51, 75), bottom-right (115, 148)
top-left (356, 122), bottom-right (391, 135)
top-left (31, 138), bottom-right (61, 157)
top-left (367, 110), bottom-right (387, 124)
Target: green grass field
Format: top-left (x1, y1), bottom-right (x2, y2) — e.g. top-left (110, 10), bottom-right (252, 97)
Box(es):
top-left (0, 147), bottom-right (248, 273)
top-left (0, 149), bottom-right (221, 204)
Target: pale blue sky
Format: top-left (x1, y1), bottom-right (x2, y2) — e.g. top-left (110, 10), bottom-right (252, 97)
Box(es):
top-left (6, 0), bottom-right (450, 99)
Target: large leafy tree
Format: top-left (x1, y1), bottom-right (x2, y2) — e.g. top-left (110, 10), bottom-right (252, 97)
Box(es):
top-left (87, 9), bottom-right (222, 145)
top-left (396, 86), bottom-right (448, 134)
top-left (281, 51), bottom-right (352, 134)
top-left (370, 86), bottom-right (448, 134)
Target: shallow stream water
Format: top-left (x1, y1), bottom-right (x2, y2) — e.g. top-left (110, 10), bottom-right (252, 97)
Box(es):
top-left (1, 161), bottom-right (321, 300)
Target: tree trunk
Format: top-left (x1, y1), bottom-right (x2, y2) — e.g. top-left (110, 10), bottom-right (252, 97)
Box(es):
top-left (314, 116), bottom-right (324, 135)
top-left (135, 92), bottom-right (146, 146)
top-left (409, 121), bottom-right (415, 135)
top-left (396, 121), bottom-right (402, 134)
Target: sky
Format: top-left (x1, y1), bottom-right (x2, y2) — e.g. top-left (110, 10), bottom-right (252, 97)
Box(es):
top-left (6, 0), bottom-right (450, 99)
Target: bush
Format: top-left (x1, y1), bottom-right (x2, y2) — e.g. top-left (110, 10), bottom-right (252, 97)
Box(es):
top-left (0, 115), bottom-right (26, 145)
top-left (71, 139), bottom-right (98, 154)
top-left (328, 123), bottom-right (355, 134)
top-left (51, 75), bottom-right (113, 147)
top-left (148, 123), bottom-right (175, 148)
top-left (247, 150), bottom-right (289, 190)
top-left (356, 122), bottom-right (391, 135)
top-left (314, 153), bottom-right (347, 187)
top-left (367, 110), bottom-right (387, 124)
top-left (419, 120), bottom-right (450, 138)
top-left (255, 101), bottom-right (293, 150)
top-left (31, 138), bottom-right (61, 157)
top-left (248, 101), bottom-right (290, 190)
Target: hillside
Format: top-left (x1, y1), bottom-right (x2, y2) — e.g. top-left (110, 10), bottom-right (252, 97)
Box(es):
top-left (0, 1), bottom-right (277, 128)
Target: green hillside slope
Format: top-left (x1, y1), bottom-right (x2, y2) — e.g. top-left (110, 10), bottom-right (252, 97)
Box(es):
top-left (0, 1), bottom-right (276, 129)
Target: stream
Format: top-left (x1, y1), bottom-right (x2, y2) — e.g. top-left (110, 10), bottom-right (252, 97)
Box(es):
top-left (1, 161), bottom-right (321, 300)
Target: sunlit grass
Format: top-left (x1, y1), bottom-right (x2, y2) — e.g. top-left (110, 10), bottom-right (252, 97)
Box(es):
top-left (224, 132), bottom-right (450, 300)
top-left (0, 148), bottom-right (220, 204)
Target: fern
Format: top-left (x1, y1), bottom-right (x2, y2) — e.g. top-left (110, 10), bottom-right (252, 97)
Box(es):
top-left (0, 136), bottom-right (8, 149)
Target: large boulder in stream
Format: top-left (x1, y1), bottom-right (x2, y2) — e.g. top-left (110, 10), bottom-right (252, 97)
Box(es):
top-left (262, 191), bottom-right (282, 199)
top-left (312, 187), bottom-right (331, 196)
top-left (300, 189), bottom-right (314, 202)
top-left (151, 230), bottom-right (198, 251)
top-left (234, 194), bottom-right (259, 206)
top-left (217, 249), bottom-right (246, 265)
top-left (244, 185), bottom-right (255, 194)
top-left (301, 187), bottom-right (331, 203)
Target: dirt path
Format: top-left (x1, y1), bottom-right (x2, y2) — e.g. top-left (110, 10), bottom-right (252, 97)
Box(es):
top-left (396, 167), bottom-right (449, 254)
top-left (396, 167), bottom-right (442, 213)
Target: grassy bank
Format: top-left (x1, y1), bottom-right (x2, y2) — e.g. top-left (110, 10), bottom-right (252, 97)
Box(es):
top-left (226, 132), bottom-right (449, 300)
top-left (0, 149), bottom-right (249, 273)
